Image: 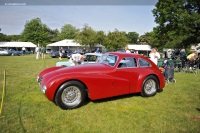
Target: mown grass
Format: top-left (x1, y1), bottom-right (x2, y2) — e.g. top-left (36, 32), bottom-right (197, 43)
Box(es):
top-left (0, 54), bottom-right (200, 133)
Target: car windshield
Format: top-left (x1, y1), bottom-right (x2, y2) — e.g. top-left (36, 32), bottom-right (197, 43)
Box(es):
top-left (97, 54), bottom-right (118, 66)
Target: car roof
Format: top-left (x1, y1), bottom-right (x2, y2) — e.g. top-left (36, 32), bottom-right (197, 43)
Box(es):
top-left (108, 52), bottom-right (142, 58)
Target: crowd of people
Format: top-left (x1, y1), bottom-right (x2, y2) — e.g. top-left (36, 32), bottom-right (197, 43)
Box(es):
top-left (33, 45), bottom-right (199, 69)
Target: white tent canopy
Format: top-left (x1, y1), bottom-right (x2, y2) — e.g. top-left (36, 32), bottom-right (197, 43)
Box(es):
top-left (127, 44), bottom-right (151, 51)
top-left (46, 39), bottom-right (105, 52)
top-left (0, 42), bottom-right (37, 48)
top-left (47, 39), bottom-right (81, 47)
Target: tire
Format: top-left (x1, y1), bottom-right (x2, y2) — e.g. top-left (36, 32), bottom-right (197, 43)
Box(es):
top-left (55, 81), bottom-right (86, 109)
top-left (141, 75), bottom-right (158, 97)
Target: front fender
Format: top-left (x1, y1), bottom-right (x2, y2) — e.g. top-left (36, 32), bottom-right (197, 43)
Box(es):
top-left (38, 66), bottom-right (65, 80)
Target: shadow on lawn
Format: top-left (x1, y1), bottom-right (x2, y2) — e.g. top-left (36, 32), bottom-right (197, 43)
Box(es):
top-left (196, 108), bottom-right (200, 112)
top-left (90, 93), bottom-right (141, 104)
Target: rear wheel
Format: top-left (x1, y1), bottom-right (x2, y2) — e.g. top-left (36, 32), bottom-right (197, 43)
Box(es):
top-left (141, 75), bottom-right (158, 97)
top-left (55, 81), bottom-right (86, 109)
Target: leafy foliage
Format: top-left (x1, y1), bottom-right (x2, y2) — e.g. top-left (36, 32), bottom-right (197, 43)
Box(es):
top-left (138, 32), bottom-right (153, 44)
top-left (0, 33), bottom-right (11, 41)
top-left (75, 24), bottom-right (97, 50)
top-left (96, 30), bottom-right (106, 45)
top-left (49, 29), bottom-right (60, 42)
top-left (7, 35), bottom-right (21, 41)
top-left (104, 29), bottom-right (129, 51)
top-left (59, 24), bottom-right (79, 40)
top-left (75, 26), bottom-right (130, 51)
top-left (20, 18), bottom-right (52, 46)
top-left (3, 17), bottom-right (140, 51)
top-left (152, 0), bottom-right (200, 48)
top-left (127, 32), bottom-right (139, 44)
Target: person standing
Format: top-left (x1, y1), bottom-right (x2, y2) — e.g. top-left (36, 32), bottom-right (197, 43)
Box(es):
top-left (59, 47), bottom-right (63, 60)
top-left (95, 48), bottom-right (100, 53)
top-left (149, 48), bottom-right (160, 65)
top-left (41, 46), bottom-right (46, 59)
top-left (187, 51), bottom-right (198, 61)
top-left (36, 46), bottom-right (40, 59)
top-left (125, 46), bottom-right (131, 53)
top-left (22, 46), bottom-right (26, 55)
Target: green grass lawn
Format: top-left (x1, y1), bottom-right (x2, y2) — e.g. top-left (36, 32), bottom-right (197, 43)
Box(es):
top-left (0, 54), bottom-right (200, 133)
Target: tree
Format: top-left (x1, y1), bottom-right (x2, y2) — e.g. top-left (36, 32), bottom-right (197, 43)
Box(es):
top-left (75, 24), bottom-right (97, 50)
top-left (104, 29), bottom-right (129, 51)
top-left (96, 31), bottom-right (106, 45)
top-left (20, 18), bottom-right (51, 46)
top-left (59, 24), bottom-right (79, 40)
top-left (127, 32), bottom-right (139, 44)
top-left (0, 33), bottom-right (10, 41)
top-left (49, 29), bottom-right (60, 42)
top-left (152, 0), bottom-right (200, 48)
top-left (7, 35), bottom-right (21, 41)
top-left (138, 32), bottom-right (152, 44)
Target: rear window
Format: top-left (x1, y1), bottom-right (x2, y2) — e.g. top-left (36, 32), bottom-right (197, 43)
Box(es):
top-left (139, 58), bottom-right (150, 67)
top-left (118, 57), bottom-right (137, 68)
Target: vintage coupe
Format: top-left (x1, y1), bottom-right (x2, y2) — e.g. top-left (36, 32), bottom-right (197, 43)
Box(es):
top-left (37, 52), bottom-right (165, 109)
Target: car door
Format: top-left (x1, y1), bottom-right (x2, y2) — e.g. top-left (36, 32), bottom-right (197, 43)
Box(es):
top-left (111, 57), bottom-right (139, 96)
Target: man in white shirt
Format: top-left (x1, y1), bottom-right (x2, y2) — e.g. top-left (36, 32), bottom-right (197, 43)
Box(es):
top-left (125, 46), bottom-right (131, 53)
top-left (22, 46), bottom-right (26, 55)
top-left (70, 53), bottom-right (84, 66)
top-left (35, 46), bottom-right (40, 59)
top-left (149, 48), bottom-right (160, 65)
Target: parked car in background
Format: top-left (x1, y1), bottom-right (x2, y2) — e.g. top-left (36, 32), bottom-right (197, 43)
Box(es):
top-left (56, 53), bottom-right (102, 66)
top-left (37, 52), bottom-right (165, 109)
top-left (9, 49), bottom-right (22, 56)
top-left (50, 49), bottom-right (73, 58)
top-left (0, 48), bottom-right (12, 56)
top-left (20, 50), bottom-right (32, 55)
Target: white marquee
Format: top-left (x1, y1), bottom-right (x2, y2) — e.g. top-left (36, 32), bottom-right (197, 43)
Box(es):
top-left (0, 42), bottom-right (37, 48)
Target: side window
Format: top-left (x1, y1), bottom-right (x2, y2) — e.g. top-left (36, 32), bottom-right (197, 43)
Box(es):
top-left (87, 55), bottom-right (97, 61)
top-left (118, 57), bottom-right (137, 68)
top-left (139, 58), bottom-right (150, 67)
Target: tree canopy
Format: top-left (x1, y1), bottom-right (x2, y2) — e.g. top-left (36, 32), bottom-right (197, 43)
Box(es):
top-left (127, 32), bottom-right (139, 44)
top-left (20, 18), bottom-right (51, 46)
top-left (59, 24), bottom-right (79, 40)
top-left (2, 17), bottom-right (140, 51)
top-left (152, 0), bottom-right (200, 48)
top-left (104, 29), bottom-right (129, 51)
top-left (74, 24), bottom-right (97, 50)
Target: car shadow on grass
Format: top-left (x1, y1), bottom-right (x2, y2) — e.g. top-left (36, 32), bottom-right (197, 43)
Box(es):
top-left (196, 108), bottom-right (200, 112)
top-left (89, 93), bottom-right (141, 104)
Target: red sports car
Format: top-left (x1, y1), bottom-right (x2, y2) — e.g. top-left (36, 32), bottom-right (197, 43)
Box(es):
top-left (37, 52), bottom-right (165, 109)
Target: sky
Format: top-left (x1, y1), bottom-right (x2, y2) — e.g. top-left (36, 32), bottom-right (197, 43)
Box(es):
top-left (0, 5), bottom-right (158, 36)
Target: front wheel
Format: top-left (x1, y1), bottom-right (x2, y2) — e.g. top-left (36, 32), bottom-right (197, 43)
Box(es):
top-left (55, 81), bottom-right (86, 109)
top-left (141, 76), bottom-right (158, 97)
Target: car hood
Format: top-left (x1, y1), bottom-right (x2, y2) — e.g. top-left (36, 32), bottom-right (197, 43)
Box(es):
top-left (38, 66), bottom-right (65, 80)
top-left (54, 63), bottom-right (113, 75)
top-left (40, 63), bottom-right (113, 86)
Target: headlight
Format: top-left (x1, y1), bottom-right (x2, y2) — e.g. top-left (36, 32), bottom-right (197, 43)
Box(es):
top-left (36, 75), bottom-right (40, 82)
top-left (41, 85), bottom-right (47, 94)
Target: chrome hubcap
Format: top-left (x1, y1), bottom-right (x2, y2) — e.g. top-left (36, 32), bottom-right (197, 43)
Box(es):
top-left (144, 79), bottom-right (156, 94)
top-left (61, 86), bottom-right (81, 106)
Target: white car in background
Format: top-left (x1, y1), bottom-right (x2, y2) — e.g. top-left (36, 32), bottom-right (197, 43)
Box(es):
top-left (0, 48), bottom-right (12, 56)
top-left (56, 53), bottom-right (102, 66)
